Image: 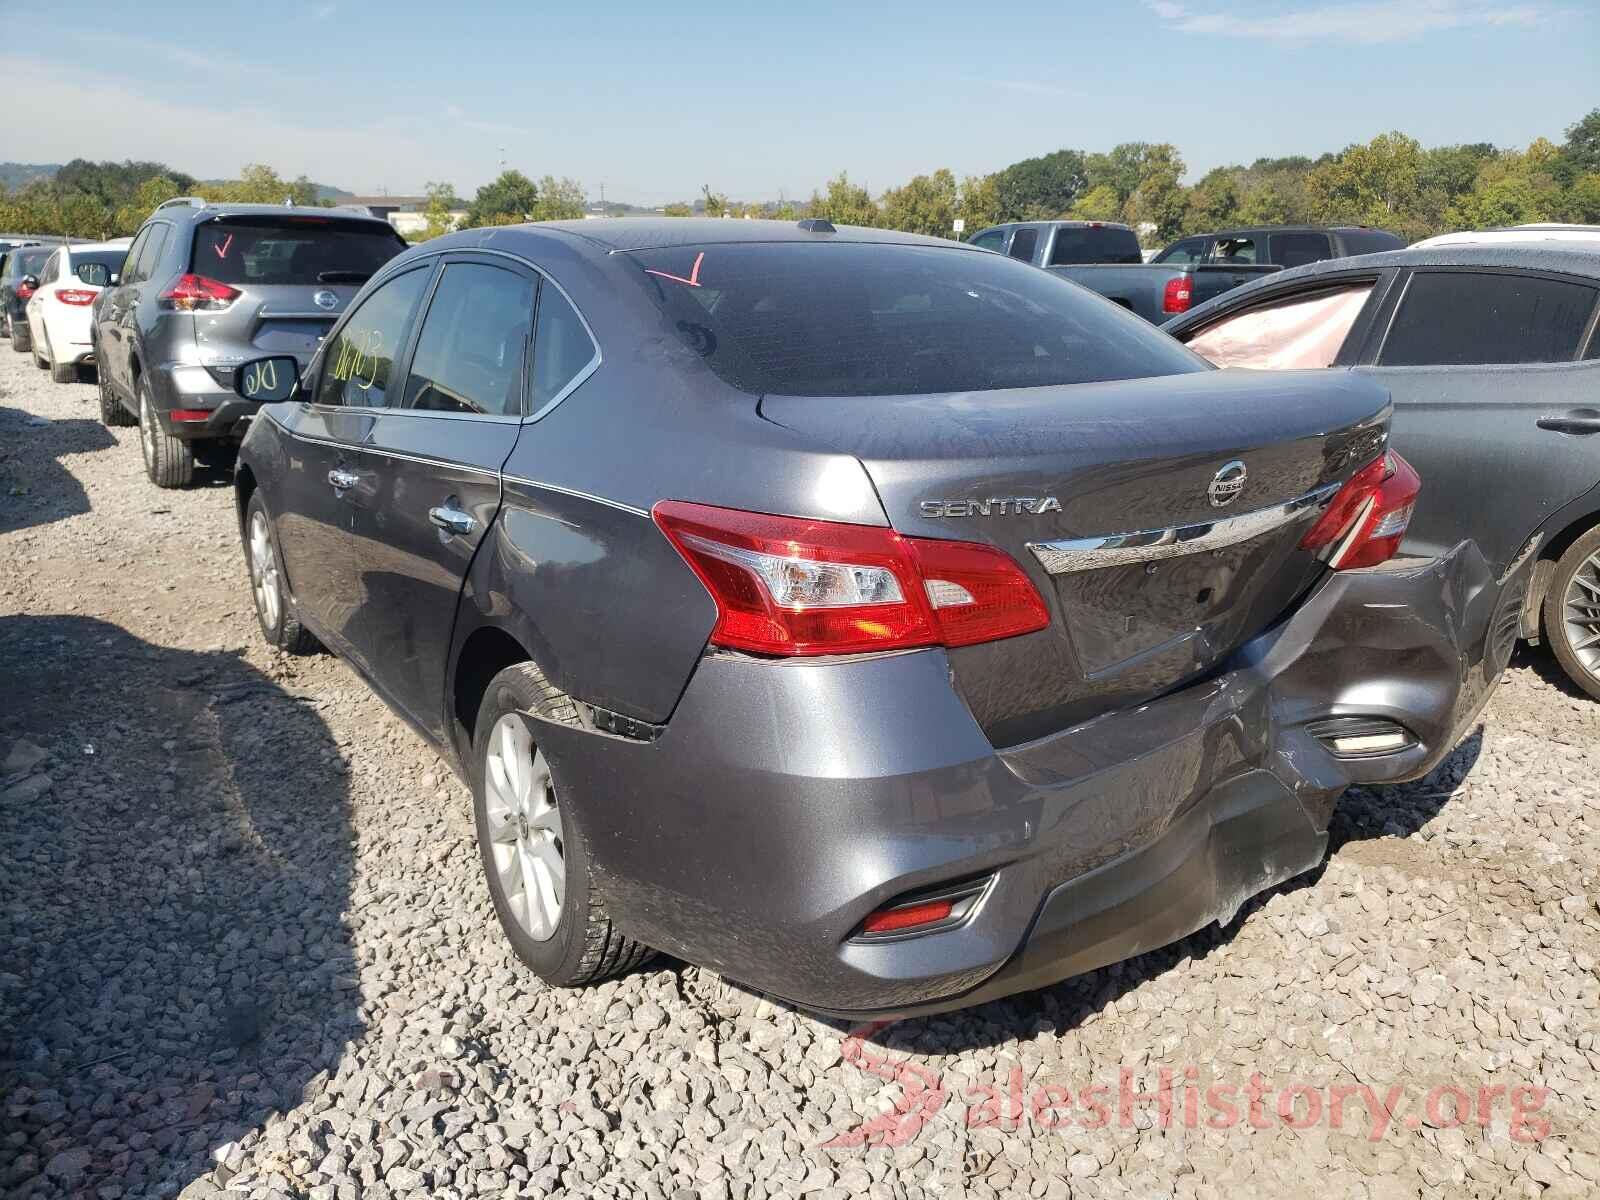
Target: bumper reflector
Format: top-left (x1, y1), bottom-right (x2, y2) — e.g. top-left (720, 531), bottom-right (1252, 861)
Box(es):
top-left (169, 409), bottom-right (213, 423)
top-left (854, 877), bottom-right (991, 941)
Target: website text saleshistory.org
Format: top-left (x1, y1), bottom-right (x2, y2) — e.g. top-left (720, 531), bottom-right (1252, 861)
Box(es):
top-left (821, 1023), bottom-right (1552, 1149)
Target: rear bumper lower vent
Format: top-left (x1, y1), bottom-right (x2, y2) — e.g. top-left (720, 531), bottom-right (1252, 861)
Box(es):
top-left (1306, 716), bottom-right (1418, 759)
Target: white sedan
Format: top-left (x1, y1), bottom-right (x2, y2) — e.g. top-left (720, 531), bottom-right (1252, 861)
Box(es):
top-left (25, 240), bottom-right (131, 383)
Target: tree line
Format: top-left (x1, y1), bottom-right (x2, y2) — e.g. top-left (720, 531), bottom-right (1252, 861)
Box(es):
top-left (6, 109), bottom-right (1597, 248)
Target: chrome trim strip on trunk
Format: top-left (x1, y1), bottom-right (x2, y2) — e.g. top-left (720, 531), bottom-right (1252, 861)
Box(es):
top-left (1027, 482), bottom-right (1341, 575)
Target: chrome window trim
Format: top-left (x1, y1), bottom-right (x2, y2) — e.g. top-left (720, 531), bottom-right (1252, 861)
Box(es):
top-left (299, 246), bottom-right (602, 424)
top-left (1028, 482), bottom-right (1341, 575)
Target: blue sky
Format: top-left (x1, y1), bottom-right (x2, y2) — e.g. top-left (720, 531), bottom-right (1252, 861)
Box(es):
top-left (2, 0), bottom-right (1594, 204)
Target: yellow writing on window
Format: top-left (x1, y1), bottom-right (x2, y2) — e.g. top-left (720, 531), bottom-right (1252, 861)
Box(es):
top-left (332, 328), bottom-right (383, 391)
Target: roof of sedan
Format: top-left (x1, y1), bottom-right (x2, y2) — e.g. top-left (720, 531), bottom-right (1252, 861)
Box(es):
top-left (529, 217), bottom-right (974, 254)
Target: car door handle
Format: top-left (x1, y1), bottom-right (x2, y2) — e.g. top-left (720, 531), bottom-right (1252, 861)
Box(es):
top-left (328, 467), bottom-right (360, 490)
top-left (1537, 416), bottom-right (1600, 435)
top-left (428, 504), bottom-right (476, 536)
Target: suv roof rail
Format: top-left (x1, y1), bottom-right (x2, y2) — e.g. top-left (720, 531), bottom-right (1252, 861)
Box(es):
top-left (155, 196), bottom-right (208, 213)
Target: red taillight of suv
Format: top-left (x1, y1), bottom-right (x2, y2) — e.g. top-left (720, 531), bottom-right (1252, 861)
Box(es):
top-left (160, 274), bottom-right (241, 312)
top-left (15, 281), bottom-right (36, 301)
top-left (1162, 276), bottom-right (1193, 314)
top-left (653, 501), bottom-right (1050, 656)
top-left (54, 288), bottom-right (98, 306)
top-left (1300, 451), bottom-right (1421, 570)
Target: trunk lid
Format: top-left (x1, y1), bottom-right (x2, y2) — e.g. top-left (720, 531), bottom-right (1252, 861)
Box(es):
top-left (188, 213), bottom-right (406, 382)
top-left (761, 369), bottom-right (1391, 745)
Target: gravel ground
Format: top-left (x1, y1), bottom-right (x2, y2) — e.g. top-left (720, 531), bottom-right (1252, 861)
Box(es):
top-left (2, 343), bottom-right (1599, 1200)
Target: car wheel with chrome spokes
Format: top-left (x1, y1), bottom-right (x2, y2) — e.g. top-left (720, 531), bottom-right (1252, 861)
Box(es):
top-left (1545, 526), bottom-right (1600, 702)
top-left (471, 662), bottom-right (653, 985)
top-left (243, 492), bottom-right (318, 654)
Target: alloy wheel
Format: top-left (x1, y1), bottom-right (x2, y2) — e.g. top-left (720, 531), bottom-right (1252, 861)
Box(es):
top-left (482, 714), bottom-right (566, 941)
top-left (248, 510), bottom-right (282, 632)
top-left (1562, 548), bottom-right (1600, 683)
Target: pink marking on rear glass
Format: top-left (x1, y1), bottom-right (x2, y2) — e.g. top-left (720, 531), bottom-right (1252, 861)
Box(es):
top-left (644, 251), bottom-right (704, 288)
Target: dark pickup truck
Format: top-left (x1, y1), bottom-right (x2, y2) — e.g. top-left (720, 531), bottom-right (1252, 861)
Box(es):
top-left (970, 221), bottom-right (1404, 323)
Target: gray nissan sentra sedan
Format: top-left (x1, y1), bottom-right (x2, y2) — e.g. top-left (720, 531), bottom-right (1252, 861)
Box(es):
top-left (228, 218), bottom-right (1528, 1018)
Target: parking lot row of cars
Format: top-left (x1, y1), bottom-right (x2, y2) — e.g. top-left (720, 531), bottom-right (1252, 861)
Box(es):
top-left (4, 204), bottom-right (1598, 1016)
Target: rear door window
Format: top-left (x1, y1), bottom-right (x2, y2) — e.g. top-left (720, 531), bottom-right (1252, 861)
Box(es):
top-left (1269, 232), bottom-right (1333, 269)
top-left (968, 229), bottom-right (1007, 253)
top-left (1186, 284), bottom-right (1375, 369)
top-left (192, 220), bottom-right (404, 287)
top-left (629, 241), bottom-right (1206, 397)
top-left (120, 228), bottom-right (151, 283)
top-left (1007, 228), bottom-right (1038, 262)
top-left (1378, 271), bottom-right (1599, 366)
top-left (1210, 236), bottom-right (1259, 264)
top-left (133, 223), bottom-right (169, 283)
top-left (1047, 226), bottom-right (1142, 265)
top-left (529, 282), bottom-right (599, 413)
top-left (405, 262), bottom-right (535, 416)
top-left (314, 266), bottom-right (432, 408)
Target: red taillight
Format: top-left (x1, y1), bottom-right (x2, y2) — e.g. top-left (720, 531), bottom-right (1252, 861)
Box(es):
top-left (1300, 451), bottom-right (1421, 570)
top-left (860, 898), bottom-right (955, 935)
top-left (16, 282), bottom-right (35, 300)
top-left (160, 274), bottom-right (240, 312)
top-left (652, 501), bottom-right (1050, 657)
top-left (1162, 275), bottom-right (1193, 314)
top-left (54, 288), bottom-right (97, 306)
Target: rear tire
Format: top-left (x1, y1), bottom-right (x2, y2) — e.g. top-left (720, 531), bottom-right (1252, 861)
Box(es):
top-left (139, 379), bottom-right (194, 488)
top-left (97, 364), bottom-right (134, 426)
top-left (10, 317), bottom-right (30, 353)
top-left (244, 493), bottom-right (318, 655)
top-left (471, 662), bottom-right (653, 987)
top-left (1543, 525), bottom-right (1600, 702)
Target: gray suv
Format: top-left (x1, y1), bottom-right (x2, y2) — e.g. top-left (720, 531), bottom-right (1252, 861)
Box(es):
top-left (92, 198), bottom-right (406, 487)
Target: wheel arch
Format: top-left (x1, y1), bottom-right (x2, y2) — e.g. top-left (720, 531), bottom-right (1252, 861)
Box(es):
top-left (450, 624), bottom-right (539, 764)
top-left (1523, 500), bottom-right (1600, 641)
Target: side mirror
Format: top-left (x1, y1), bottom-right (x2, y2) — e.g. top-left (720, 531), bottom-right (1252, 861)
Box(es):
top-left (21, 275), bottom-right (38, 290)
top-left (109, 272), bottom-right (120, 286)
top-left (235, 355), bottom-right (301, 403)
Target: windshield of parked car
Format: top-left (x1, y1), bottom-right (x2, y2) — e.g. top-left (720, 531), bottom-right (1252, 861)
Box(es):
top-left (190, 220), bottom-right (404, 286)
top-left (629, 242), bottom-right (1208, 397)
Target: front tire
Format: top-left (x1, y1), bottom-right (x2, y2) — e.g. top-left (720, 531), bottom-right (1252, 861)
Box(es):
top-left (471, 662), bottom-right (653, 987)
top-left (1543, 526), bottom-right (1600, 702)
top-left (244, 493), bottom-right (318, 654)
top-left (139, 379), bottom-right (194, 488)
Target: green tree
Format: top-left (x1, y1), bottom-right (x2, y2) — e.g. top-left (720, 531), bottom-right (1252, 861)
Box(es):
top-left (700, 185), bottom-right (728, 219)
top-left (1068, 184), bottom-right (1122, 221)
top-left (411, 181), bottom-right (461, 241)
top-left (1305, 132), bottom-right (1426, 236)
top-left (956, 174), bottom-right (1001, 235)
top-left (1084, 143), bottom-right (1156, 207)
top-left (531, 176), bottom-right (586, 221)
top-left (661, 201), bottom-right (693, 217)
top-left (1122, 144), bottom-right (1187, 242)
top-left (878, 169), bottom-right (961, 238)
top-left (202, 165), bottom-right (318, 206)
top-left (995, 149), bottom-right (1086, 221)
top-left (1556, 108), bottom-right (1600, 185)
top-left (464, 170), bottom-right (538, 228)
top-left (805, 173), bottom-right (879, 227)
top-left (1185, 166), bottom-right (1241, 231)
top-left (1564, 173), bottom-right (1600, 223)
top-left (112, 175), bottom-right (185, 234)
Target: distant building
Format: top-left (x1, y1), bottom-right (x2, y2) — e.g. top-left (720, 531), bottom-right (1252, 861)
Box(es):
top-left (344, 195), bottom-right (465, 236)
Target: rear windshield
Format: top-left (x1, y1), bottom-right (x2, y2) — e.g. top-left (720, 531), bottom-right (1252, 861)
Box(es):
top-left (629, 242), bottom-right (1206, 397)
top-left (1048, 226), bottom-right (1142, 265)
top-left (6, 247), bottom-right (52, 278)
top-left (190, 220), bottom-right (403, 286)
top-left (72, 251), bottom-right (126, 272)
